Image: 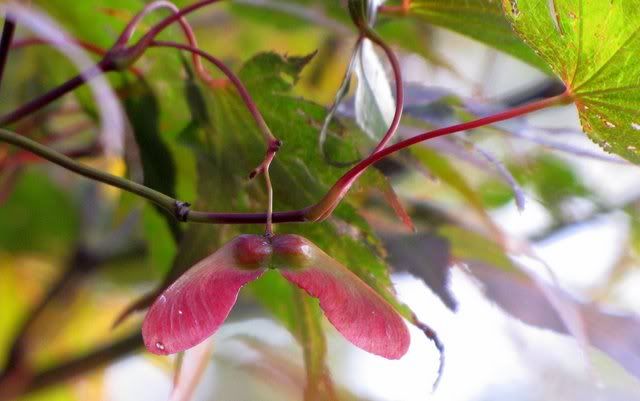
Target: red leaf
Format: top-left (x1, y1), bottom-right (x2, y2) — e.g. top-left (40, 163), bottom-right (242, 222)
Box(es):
top-left (142, 235), bottom-right (270, 355)
top-left (274, 235), bottom-right (410, 359)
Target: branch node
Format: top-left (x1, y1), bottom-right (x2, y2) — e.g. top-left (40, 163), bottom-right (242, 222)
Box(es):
top-left (175, 201), bottom-right (191, 222)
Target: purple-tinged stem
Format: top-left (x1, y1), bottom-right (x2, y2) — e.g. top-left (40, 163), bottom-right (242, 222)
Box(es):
top-left (115, 1), bottom-right (212, 84)
top-left (0, 0), bottom-right (225, 127)
top-left (11, 37), bottom-right (143, 77)
top-left (0, 16), bottom-right (16, 93)
top-left (366, 30), bottom-right (403, 155)
top-left (151, 40), bottom-right (281, 233)
top-left (0, 58), bottom-right (115, 126)
top-left (150, 40), bottom-right (275, 143)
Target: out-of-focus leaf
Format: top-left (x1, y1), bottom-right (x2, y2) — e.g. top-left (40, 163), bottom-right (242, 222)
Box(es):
top-left (378, 175), bottom-right (415, 232)
top-left (377, 18), bottom-right (460, 75)
top-left (20, 385), bottom-right (75, 401)
top-left (169, 339), bottom-right (214, 401)
top-left (402, 84), bottom-right (459, 128)
top-left (0, 263), bottom-right (23, 368)
top-left (479, 178), bottom-right (515, 209)
top-left (291, 290), bottom-right (336, 401)
top-left (35, 0), bottom-right (142, 48)
top-left (382, 232), bottom-right (455, 309)
top-left (504, 0), bottom-right (640, 163)
top-left (122, 79), bottom-right (177, 202)
top-left (0, 170), bottom-right (78, 254)
top-left (411, 146), bottom-right (496, 231)
top-left (469, 262), bottom-right (640, 380)
top-left (408, 0), bottom-right (548, 70)
top-left (467, 143), bottom-right (526, 211)
top-left (512, 154), bottom-right (589, 211)
top-left (438, 225), bottom-right (516, 272)
top-left (142, 205), bottom-right (177, 276)
top-left (354, 40), bottom-right (395, 141)
top-left (223, 335), bottom-right (372, 401)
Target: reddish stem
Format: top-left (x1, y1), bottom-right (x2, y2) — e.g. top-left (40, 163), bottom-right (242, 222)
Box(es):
top-left (151, 40), bottom-right (276, 143)
top-left (303, 92), bottom-right (570, 221)
top-left (367, 31), bottom-right (404, 155)
top-left (0, 0), bottom-right (224, 127)
top-left (114, 1), bottom-right (212, 84)
top-left (11, 37), bottom-right (143, 77)
top-left (186, 93), bottom-right (571, 224)
top-left (0, 59), bottom-right (114, 126)
top-left (129, 0), bottom-right (223, 58)
top-left (379, 0), bottom-right (412, 15)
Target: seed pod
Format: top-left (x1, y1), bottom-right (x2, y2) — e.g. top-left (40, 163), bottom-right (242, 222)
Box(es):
top-left (142, 233), bottom-right (410, 360)
top-left (233, 234), bottom-right (272, 268)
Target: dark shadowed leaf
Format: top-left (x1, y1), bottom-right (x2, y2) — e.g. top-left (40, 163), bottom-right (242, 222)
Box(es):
top-left (121, 79), bottom-right (180, 240)
top-left (382, 232), bottom-right (455, 310)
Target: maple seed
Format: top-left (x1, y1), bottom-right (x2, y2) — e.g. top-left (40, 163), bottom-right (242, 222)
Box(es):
top-left (142, 234), bottom-right (410, 359)
top-left (271, 234), bottom-right (313, 269)
top-left (233, 234), bottom-right (272, 268)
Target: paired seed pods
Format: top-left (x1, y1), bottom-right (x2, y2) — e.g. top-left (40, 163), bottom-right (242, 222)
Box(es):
top-left (142, 234), bottom-right (410, 359)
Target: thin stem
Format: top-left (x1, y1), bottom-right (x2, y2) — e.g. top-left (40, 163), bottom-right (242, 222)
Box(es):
top-left (129, 0), bottom-right (223, 59)
top-left (0, 333), bottom-right (142, 401)
top-left (379, 0), bottom-right (412, 15)
top-left (0, 16), bottom-right (16, 93)
top-left (150, 40), bottom-right (275, 143)
top-left (0, 58), bottom-right (114, 126)
top-left (115, 1), bottom-right (212, 84)
top-left (0, 0), bottom-right (225, 127)
top-left (0, 94), bottom-right (570, 225)
top-left (264, 166), bottom-right (274, 236)
top-left (0, 128), bottom-right (176, 212)
top-left (364, 28), bottom-right (404, 155)
top-left (11, 37), bottom-right (143, 77)
top-left (305, 92), bottom-right (572, 220)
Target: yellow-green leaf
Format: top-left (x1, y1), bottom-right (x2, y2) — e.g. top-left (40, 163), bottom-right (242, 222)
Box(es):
top-left (503, 0), bottom-right (640, 163)
top-left (409, 0), bottom-right (548, 70)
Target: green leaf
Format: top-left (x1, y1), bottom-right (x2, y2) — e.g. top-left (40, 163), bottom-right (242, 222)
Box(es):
top-left (36, 0), bottom-right (150, 48)
top-left (122, 79), bottom-right (181, 241)
top-left (142, 205), bottom-right (177, 275)
top-left (503, 0), bottom-right (640, 163)
top-left (411, 146), bottom-right (496, 230)
top-left (513, 154), bottom-right (588, 210)
top-left (122, 80), bottom-right (177, 199)
top-left (0, 169), bottom-right (79, 255)
top-left (408, 0), bottom-right (548, 70)
top-left (121, 79), bottom-right (181, 240)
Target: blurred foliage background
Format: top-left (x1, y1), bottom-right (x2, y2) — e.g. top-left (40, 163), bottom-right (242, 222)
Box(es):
top-left (2, 1), bottom-right (640, 400)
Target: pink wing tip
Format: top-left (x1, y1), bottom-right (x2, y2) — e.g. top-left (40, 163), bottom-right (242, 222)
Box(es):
top-left (278, 235), bottom-right (412, 360)
top-left (142, 236), bottom-right (268, 355)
